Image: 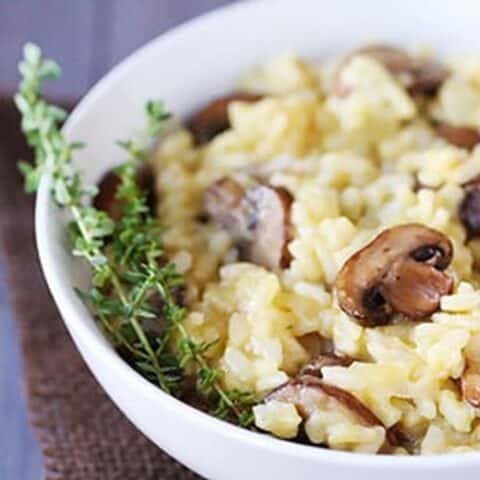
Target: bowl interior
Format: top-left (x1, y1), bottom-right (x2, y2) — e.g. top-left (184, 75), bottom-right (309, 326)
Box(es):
top-left (35, 0), bottom-right (480, 474)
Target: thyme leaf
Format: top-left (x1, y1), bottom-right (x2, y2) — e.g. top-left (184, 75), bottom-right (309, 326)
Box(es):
top-left (16, 43), bottom-right (256, 425)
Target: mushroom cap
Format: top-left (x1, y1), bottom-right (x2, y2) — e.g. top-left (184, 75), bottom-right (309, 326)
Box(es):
top-left (335, 223), bottom-right (454, 326)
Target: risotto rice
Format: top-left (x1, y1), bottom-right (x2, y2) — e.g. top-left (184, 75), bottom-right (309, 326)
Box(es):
top-left (151, 47), bottom-right (480, 454)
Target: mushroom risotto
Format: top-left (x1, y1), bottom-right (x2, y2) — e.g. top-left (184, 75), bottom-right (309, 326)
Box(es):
top-left (147, 45), bottom-right (480, 454)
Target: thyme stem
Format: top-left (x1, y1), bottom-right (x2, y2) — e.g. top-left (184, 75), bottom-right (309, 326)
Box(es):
top-left (16, 42), bottom-right (256, 426)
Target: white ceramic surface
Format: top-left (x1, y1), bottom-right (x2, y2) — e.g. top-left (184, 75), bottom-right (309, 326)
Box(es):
top-left (35, 0), bottom-right (480, 478)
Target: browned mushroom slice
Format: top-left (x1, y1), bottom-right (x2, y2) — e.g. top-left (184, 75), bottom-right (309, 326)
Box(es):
top-left (354, 45), bottom-right (413, 76)
top-left (381, 257), bottom-right (454, 319)
top-left (266, 374), bottom-right (410, 451)
top-left (203, 177), bottom-right (293, 270)
top-left (335, 224), bottom-right (454, 326)
top-left (336, 45), bottom-right (448, 97)
top-left (297, 334), bottom-right (353, 378)
top-left (436, 123), bottom-right (480, 150)
top-left (387, 423), bottom-right (417, 453)
top-left (94, 164), bottom-right (156, 220)
top-left (297, 332), bottom-right (336, 359)
top-left (243, 184), bottom-right (293, 269)
top-left (188, 93), bottom-right (262, 145)
top-left (136, 164), bottom-right (157, 213)
top-left (462, 368), bottom-right (480, 408)
top-left (300, 353), bottom-right (353, 377)
top-left (202, 177), bottom-right (247, 236)
top-left (266, 375), bottom-right (382, 428)
top-left (460, 176), bottom-right (480, 238)
top-left (461, 334), bottom-right (480, 407)
top-left (406, 60), bottom-right (449, 97)
top-left (94, 169), bottom-right (123, 220)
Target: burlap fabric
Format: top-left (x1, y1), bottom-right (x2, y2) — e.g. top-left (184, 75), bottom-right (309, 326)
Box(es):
top-left (0, 96), bottom-right (200, 480)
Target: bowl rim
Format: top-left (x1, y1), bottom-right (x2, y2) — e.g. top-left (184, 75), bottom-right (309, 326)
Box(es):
top-left (35, 0), bottom-right (480, 468)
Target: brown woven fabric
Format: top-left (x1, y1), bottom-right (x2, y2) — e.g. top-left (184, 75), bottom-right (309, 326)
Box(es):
top-left (0, 96), bottom-right (200, 480)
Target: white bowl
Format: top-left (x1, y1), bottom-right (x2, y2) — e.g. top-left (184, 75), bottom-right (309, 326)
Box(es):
top-left (35, 0), bottom-right (480, 478)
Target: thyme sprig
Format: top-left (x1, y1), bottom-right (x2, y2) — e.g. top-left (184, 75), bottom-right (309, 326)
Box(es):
top-left (15, 43), bottom-right (255, 427)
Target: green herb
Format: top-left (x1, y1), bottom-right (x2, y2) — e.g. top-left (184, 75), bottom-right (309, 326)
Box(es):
top-left (15, 43), bottom-right (256, 426)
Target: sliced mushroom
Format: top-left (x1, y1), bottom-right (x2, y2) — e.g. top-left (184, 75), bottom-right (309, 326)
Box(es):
top-left (406, 59), bottom-right (450, 97)
top-left (354, 45), bottom-right (413, 76)
top-left (265, 374), bottom-right (399, 451)
top-left (297, 333), bottom-right (335, 358)
top-left (335, 224), bottom-right (454, 326)
top-left (462, 368), bottom-right (480, 408)
top-left (266, 375), bottom-right (382, 428)
top-left (387, 423), bottom-right (417, 453)
top-left (244, 184), bottom-right (293, 269)
top-left (93, 164), bottom-right (156, 220)
top-left (300, 353), bottom-right (353, 377)
top-left (460, 176), bottom-right (480, 238)
top-left (461, 333), bottom-right (480, 408)
top-left (188, 93), bottom-right (262, 145)
top-left (203, 177), bottom-right (293, 270)
top-left (265, 370), bottom-right (411, 451)
top-left (436, 123), bottom-right (480, 150)
top-left (297, 334), bottom-right (353, 377)
top-left (202, 177), bottom-right (247, 235)
top-left (94, 170), bottom-right (123, 220)
top-left (336, 45), bottom-right (448, 97)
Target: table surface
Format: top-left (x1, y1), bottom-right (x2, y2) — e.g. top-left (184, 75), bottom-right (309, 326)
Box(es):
top-left (0, 1), bottom-right (237, 478)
